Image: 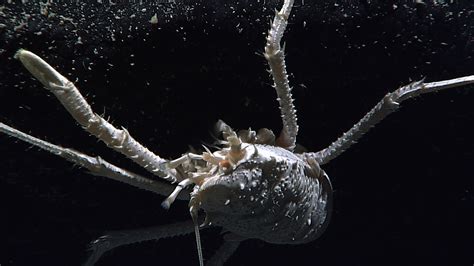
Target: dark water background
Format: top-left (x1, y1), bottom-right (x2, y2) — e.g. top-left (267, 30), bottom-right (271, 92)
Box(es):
top-left (0, 1), bottom-right (473, 265)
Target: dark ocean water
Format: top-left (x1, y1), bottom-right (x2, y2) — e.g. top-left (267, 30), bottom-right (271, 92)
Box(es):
top-left (1, 1), bottom-right (473, 265)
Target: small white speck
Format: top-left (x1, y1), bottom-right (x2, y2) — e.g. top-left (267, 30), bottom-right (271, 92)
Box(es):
top-left (274, 185), bottom-right (281, 193)
top-left (150, 13), bottom-right (158, 24)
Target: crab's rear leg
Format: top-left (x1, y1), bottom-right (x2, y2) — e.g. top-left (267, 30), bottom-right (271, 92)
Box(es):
top-left (305, 76), bottom-right (474, 165)
top-left (15, 49), bottom-right (176, 181)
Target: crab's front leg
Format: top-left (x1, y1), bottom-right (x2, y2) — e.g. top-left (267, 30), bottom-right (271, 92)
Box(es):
top-left (84, 220), bottom-right (199, 266)
top-left (84, 218), bottom-right (241, 266)
top-left (0, 122), bottom-right (185, 199)
top-left (264, 0), bottom-right (298, 150)
top-left (15, 49), bottom-right (176, 181)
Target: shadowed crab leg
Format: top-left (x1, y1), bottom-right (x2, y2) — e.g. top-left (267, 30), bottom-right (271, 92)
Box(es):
top-left (206, 239), bottom-right (242, 266)
top-left (15, 49), bottom-right (175, 181)
top-left (84, 220), bottom-right (199, 266)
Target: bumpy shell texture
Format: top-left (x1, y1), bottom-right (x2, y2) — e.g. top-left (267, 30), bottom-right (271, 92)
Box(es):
top-left (194, 144), bottom-right (333, 244)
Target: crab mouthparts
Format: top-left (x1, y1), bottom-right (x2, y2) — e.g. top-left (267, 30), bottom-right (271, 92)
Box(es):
top-left (161, 128), bottom-right (253, 210)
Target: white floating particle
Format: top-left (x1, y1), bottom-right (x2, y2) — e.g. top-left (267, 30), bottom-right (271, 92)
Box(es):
top-left (150, 13), bottom-right (158, 24)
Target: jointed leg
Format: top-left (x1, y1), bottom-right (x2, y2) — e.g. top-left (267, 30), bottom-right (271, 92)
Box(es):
top-left (15, 49), bottom-right (176, 181)
top-left (305, 75), bottom-right (474, 165)
top-left (0, 122), bottom-right (188, 199)
top-left (265, 0), bottom-right (298, 150)
top-left (84, 220), bottom-right (198, 266)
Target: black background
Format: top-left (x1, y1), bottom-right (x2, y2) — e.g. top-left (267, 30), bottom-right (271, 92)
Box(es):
top-left (1, 0), bottom-right (473, 265)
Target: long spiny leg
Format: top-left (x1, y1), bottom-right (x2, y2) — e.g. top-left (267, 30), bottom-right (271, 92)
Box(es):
top-left (15, 49), bottom-right (176, 181)
top-left (305, 76), bottom-right (474, 165)
top-left (84, 220), bottom-right (200, 266)
top-left (0, 122), bottom-right (188, 199)
top-left (265, 0), bottom-right (298, 150)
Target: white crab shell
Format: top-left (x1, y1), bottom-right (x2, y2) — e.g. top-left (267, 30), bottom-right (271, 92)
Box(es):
top-left (192, 144), bottom-right (333, 244)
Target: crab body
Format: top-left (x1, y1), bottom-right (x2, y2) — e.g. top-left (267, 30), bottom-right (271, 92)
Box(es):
top-left (191, 143), bottom-right (332, 244)
top-left (1, 0), bottom-right (472, 265)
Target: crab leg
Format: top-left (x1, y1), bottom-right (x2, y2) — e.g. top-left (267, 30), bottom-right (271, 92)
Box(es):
top-left (306, 75), bottom-right (474, 165)
top-left (84, 220), bottom-right (199, 266)
top-left (265, 0), bottom-right (298, 150)
top-left (15, 49), bottom-right (175, 181)
top-left (206, 238), bottom-right (242, 266)
top-left (0, 122), bottom-right (187, 199)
